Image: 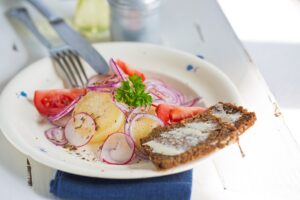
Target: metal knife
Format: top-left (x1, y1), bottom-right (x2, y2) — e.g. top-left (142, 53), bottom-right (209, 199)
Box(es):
top-left (26, 0), bottom-right (109, 75)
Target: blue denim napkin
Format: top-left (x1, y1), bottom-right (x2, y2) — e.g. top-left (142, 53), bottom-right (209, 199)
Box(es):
top-left (50, 170), bottom-right (193, 200)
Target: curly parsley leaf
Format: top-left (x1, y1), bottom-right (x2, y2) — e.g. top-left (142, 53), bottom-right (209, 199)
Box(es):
top-left (115, 75), bottom-right (152, 108)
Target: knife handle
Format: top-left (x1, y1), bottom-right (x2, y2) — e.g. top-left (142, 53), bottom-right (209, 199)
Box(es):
top-left (26, 0), bottom-right (62, 23)
top-left (6, 7), bottom-right (52, 49)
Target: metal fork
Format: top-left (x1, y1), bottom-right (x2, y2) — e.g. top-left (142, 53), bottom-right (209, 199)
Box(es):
top-left (7, 7), bottom-right (88, 88)
top-left (50, 46), bottom-right (88, 87)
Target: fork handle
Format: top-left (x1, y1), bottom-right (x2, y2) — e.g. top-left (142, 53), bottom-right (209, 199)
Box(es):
top-left (7, 7), bottom-right (52, 49)
top-left (26, 0), bottom-right (62, 23)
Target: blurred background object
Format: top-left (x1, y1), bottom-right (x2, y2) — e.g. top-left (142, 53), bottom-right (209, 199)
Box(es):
top-left (108, 0), bottom-right (161, 43)
top-left (73, 0), bottom-right (110, 42)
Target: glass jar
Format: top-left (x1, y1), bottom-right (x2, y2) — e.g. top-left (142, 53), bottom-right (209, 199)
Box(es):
top-left (108, 0), bottom-right (161, 43)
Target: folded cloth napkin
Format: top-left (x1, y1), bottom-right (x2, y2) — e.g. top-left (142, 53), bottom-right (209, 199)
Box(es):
top-left (50, 170), bottom-right (193, 200)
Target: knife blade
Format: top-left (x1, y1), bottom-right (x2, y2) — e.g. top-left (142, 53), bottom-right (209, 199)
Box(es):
top-left (26, 0), bottom-right (109, 75)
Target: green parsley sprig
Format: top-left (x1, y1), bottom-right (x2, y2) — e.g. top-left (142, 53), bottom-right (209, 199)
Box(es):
top-left (115, 75), bottom-right (152, 108)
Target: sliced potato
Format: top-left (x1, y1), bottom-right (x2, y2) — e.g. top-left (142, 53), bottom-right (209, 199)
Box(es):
top-left (148, 106), bottom-right (156, 115)
top-left (130, 116), bottom-right (161, 149)
top-left (73, 91), bottom-right (125, 144)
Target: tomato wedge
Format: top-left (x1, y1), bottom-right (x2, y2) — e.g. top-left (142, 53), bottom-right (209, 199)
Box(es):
top-left (116, 59), bottom-right (146, 81)
top-left (170, 106), bottom-right (206, 123)
top-left (156, 104), bottom-right (206, 124)
top-left (156, 104), bottom-right (175, 124)
top-left (34, 88), bottom-right (86, 116)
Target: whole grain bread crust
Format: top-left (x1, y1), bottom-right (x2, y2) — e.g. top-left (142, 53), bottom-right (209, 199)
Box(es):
top-left (141, 103), bottom-right (256, 170)
top-left (209, 102), bottom-right (256, 135)
top-left (141, 113), bottom-right (238, 170)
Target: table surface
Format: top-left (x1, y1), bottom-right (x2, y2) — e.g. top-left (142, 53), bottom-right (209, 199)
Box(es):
top-left (1, 0), bottom-right (300, 200)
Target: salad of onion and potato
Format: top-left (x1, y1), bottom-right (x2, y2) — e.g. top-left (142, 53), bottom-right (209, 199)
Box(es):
top-left (34, 58), bottom-right (204, 165)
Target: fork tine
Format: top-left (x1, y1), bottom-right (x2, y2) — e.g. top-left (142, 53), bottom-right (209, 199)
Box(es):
top-left (53, 55), bottom-right (76, 87)
top-left (61, 51), bottom-right (81, 87)
top-left (70, 51), bottom-right (88, 85)
top-left (51, 47), bottom-right (88, 88)
top-left (59, 51), bottom-right (79, 87)
top-left (67, 50), bottom-right (85, 87)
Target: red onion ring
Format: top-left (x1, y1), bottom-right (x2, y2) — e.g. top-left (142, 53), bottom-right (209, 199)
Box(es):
top-left (115, 101), bottom-right (131, 114)
top-left (124, 107), bottom-right (150, 134)
top-left (44, 127), bottom-right (68, 146)
top-left (49, 113), bottom-right (72, 127)
top-left (169, 87), bottom-right (185, 104)
top-left (100, 132), bottom-right (135, 165)
top-left (144, 79), bottom-right (165, 87)
top-left (48, 96), bottom-right (81, 122)
top-left (87, 82), bottom-right (120, 93)
top-left (146, 78), bottom-right (201, 106)
top-left (104, 74), bottom-right (121, 85)
top-left (152, 99), bottom-right (168, 106)
top-left (129, 113), bottom-right (164, 134)
top-left (145, 78), bottom-right (184, 105)
top-left (112, 91), bottom-right (131, 114)
top-left (128, 113), bottom-right (164, 142)
top-left (87, 82), bottom-right (118, 90)
top-left (109, 58), bottom-right (126, 81)
top-left (87, 74), bottom-right (115, 87)
top-left (181, 97), bottom-right (202, 107)
top-left (128, 113), bottom-right (164, 158)
top-left (148, 86), bottom-right (181, 105)
top-left (92, 88), bottom-right (113, 93)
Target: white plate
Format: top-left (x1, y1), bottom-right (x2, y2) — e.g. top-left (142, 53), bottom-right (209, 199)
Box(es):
top-left (0, 42), bottom-right (241, 179)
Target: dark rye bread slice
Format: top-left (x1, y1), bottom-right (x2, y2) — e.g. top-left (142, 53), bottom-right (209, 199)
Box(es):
top-left (141, 103), bottom-right (256, 170)
top-left (209, 102), bottom-right (256, 135)
top-left (141, 112), bottom-right (238, 170)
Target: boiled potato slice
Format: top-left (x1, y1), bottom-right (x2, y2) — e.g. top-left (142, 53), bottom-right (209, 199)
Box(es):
top-left (148, 106), bottom-right (156, 115)
top-left (73, 91), bottom-right (125, 144)
top-left (131, 116), bottom-right (161, 149)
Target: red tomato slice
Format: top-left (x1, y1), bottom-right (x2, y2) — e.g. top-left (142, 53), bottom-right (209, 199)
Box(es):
top-left (34, 88), bottom-right (86, 116)
top-left (156, 104), bottom-right (175, 125)
top-left (156, 104), bottom-right (206, 124)
top-left (170, 106), bottom-right (206, 123)
top-left (116, 59), bottom-right (146, 81)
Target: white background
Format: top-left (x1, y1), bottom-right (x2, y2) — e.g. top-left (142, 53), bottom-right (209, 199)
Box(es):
top-left (218, 0), bottom-right (300, 142)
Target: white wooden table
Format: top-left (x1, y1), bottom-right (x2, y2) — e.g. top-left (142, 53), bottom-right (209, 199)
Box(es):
top-left (1, 0), bottom-right (300, 199)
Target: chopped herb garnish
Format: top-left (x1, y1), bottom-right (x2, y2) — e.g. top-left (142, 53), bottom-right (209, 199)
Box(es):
top-left (115, 75), bottom-right (152, 108)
